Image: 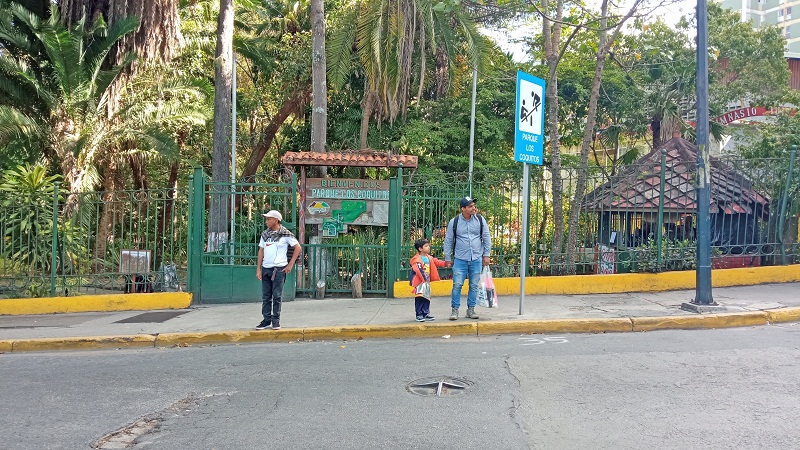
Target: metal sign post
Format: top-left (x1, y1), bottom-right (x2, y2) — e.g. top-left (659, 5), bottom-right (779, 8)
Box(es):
top-left (514, 71), bottom-right (546, 314)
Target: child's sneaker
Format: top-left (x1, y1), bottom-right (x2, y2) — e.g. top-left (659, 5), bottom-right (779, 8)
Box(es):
top-left (415, 316), bottom-right (425, 322)
top-left (424, 315), bottom-right (435, 321)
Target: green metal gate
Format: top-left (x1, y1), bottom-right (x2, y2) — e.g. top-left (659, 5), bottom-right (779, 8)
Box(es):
top-left (187, 168), bottom-right (298, 304)
top-left (186, 168), bottom-right (398, 302)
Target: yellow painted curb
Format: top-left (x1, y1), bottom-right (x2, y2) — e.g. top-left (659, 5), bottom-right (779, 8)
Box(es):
top-left (393, 265), bottom-right (800, 298)
top-left (11, 334), bottom-right (156, 352)
top-left (155, 330), bottom-right (304, 347)
top-left (631, 312), bottom-right (770, 332)
top-left (765, 307), bottom-right (800, 324)
top-left (302, 322), bottom-right (478, 341)
top-left (478, 318), bottom-right (633, 335)
top-left (0, 292), bottom-right (192, 315)
top-left (0, 340), bottom-right (12, 353)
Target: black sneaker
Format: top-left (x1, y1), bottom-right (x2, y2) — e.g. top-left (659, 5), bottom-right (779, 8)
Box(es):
top-left (415, 316), bottom-right (425, 322)
top-left (424, 315), bottom-right (435, 321)
top-left (272, 319), bottom-right (281, 330)
top-left (256, 320), bottom-right (271, 330)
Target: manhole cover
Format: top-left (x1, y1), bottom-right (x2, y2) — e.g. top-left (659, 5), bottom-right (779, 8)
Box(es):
top-left (114, 311), bottom-right (188, 323)
top-left (407, 376), bottom-right (472, 397)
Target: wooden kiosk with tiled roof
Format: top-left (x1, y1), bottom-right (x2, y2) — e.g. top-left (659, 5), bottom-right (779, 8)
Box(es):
top-left (582, 137), bottom-right (770, 268)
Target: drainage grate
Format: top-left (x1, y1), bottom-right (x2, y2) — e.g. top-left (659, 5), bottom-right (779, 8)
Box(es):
top-left (114, 311), bottom-right (189, 324)
top-left (406, 376), bottom-right (472, 397)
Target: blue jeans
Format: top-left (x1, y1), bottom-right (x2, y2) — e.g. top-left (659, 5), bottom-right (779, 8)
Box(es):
top-left (451, 258), bottom-right (482, 309)
top-left (261, 266), bottom-right (286, 322)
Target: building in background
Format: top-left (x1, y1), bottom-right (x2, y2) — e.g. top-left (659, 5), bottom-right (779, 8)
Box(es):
top-left (720, 0), bottom-right (800, 56)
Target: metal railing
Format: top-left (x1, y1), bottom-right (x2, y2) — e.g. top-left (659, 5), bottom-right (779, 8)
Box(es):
top-left (402, 153), bottom-right (799, 276)
top-left (298, 243), bottom-right (388, 295)
top-left (0, 186), bottom-right (189, 298)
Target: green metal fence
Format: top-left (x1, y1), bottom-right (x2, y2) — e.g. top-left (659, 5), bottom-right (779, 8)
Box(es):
top-left (401, 151), bottom-right (799, 277)
top-left (0, 185), bottom-right (189, 298)
top-left (3, 150), bottom-right (798, 300)
top-left (300, 243), bottom-right (388, 294)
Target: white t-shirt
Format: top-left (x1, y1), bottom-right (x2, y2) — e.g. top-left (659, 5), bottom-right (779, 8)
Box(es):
top-left (259, 235), bottom-right (299, 268)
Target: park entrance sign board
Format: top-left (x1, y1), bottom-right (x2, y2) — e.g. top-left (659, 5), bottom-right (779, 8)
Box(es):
top-left (514, 70), bottom-right (546, 165)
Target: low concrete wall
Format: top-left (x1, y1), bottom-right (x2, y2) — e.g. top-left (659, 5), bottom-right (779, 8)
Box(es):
top-left (393, 264), bottom-right (800, 298)
top-left (0, 292), bottom-right (192, 315)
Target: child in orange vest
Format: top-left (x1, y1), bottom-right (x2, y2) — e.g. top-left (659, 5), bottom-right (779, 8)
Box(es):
top-left (410, 238), bottom-right (446, 322)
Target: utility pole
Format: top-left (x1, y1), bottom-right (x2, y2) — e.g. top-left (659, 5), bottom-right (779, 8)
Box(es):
top-left (693, 0), bottom-right (715, 305)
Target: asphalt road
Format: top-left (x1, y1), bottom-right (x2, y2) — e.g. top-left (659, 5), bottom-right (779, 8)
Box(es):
top-left (1, 323), bottom-right (799, 449)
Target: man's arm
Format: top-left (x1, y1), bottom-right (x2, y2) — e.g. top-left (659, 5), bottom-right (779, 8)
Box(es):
top-left (284, 242), bottom-right (301, 273)
top-left (442, 218), bottom-right (454, 267)
top-left (256, 247), bottom-right (264, 280)
top-left (481, 215), bottom-right (491, 266)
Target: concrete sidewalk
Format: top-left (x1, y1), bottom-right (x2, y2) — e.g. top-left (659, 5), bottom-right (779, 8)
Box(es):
top-left (1, 282), bottom-right (799, 352)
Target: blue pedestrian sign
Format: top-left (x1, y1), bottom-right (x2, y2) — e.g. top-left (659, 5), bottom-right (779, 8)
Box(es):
top-left (514, 71), bottom-right (546, 165)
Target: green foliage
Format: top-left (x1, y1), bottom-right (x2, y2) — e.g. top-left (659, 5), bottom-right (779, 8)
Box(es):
top-left (706, 3), bottom-right (790, 108)
top-left (738, 113), bottom-right (800, 217)
top-left (0, 164), bottom-right (60, 273)
top-left (623, 238), bottom-right (698, 273)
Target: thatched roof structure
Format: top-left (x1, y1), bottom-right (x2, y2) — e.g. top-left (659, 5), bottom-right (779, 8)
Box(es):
top-left (581, 137), bottom-right (770, 218)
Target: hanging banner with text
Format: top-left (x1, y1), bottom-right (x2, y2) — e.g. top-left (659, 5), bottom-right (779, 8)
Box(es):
top-left (305, 178), bottom-right (389, 230)
top-left (514, 70), bottom-right (546, 165)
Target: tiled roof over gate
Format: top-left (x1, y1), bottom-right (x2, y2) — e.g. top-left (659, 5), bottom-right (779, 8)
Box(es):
top-left (281, 150), bottom-right (418, 168)
top-left (582, 137), bottom-right (770, 217)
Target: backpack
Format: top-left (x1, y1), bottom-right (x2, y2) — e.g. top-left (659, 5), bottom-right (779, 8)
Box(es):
top-left (451, 213), bottom-right (485, 255)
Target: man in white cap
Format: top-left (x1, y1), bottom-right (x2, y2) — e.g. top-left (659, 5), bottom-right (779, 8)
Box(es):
top-left (256, 210), bottom-right (301, 330)
top-left (443, 196), bottom-right (491, 320)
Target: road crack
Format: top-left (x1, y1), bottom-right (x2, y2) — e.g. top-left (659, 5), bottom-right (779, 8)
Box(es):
top-left (91, 393), bottom-right (206, 449)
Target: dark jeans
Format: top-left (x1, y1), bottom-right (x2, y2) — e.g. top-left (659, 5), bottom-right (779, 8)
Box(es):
top-left (261, 266), bottom-right (286, 322)
top-left (414, 296), bottom-right (430, 318)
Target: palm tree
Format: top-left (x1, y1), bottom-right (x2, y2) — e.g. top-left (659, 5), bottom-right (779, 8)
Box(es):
top-left (328, 0), bottom-right (486, 149)
top-left (0, 4), bottom-right (208, 195)
top-left (0, 4), bottom-right (138, 193)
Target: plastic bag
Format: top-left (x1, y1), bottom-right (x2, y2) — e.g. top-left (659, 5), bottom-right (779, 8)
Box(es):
top-left (415, 281), bottom-right (431, 299)
top-left (478, 266), bottom-right (498, 308)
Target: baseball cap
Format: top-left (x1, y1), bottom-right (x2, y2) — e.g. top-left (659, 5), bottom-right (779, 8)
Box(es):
top-left (261, 210), bottom-right (283, 221)
top-left (459, 196), bottom-right (476, 208)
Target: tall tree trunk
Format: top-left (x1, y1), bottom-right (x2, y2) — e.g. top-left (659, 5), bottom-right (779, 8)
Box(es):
top-left (542, 0), bottom-right (566, 274)
top-left (310, 0), bottom-right (327, 154)
top-left (651, 114), bottom-right (663, 150)
top-left (565, 0), bottom-right (642, 274)
top-left (61, 0), bottom-right (184, 114)
top-left (240, 87), bottom-right (311, 182)
top-left (360, 90), bottom-right (376, 150)
top-left (156, 128), bottom-right (185, 270)
top-left (433, 45), bottom-right (449, 100)
top-left (60, 0), bottom-right (184, 205)
top-left (208, 0), bottom-right (234, 252)
top-left (156, 160), bottom-right (180, 270)
top-left (94, 158), bottom-right (124, 272)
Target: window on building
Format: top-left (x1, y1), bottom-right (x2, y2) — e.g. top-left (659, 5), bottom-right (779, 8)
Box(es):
top-left (779, 9), bottom-right (784, 21)
top-left (787, 26), bottom-right (792, 39)
top-left (788, 7), bottom-right (792, 19)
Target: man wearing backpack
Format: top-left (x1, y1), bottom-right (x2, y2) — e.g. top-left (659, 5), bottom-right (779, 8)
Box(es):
top-left (443, 196), bottom-right (491, 320)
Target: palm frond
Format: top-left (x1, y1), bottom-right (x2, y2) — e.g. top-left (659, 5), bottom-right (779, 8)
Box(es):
top-left (0, 104), bottom-right (42, 140)
top-left (327, 8), bottom-right (359, 89)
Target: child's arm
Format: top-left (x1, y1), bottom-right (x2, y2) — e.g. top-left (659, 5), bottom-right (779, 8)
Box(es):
top-left (411, 260), bottom-right (425, 282)
top-left (432, 256), bottom-right (447, 268)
